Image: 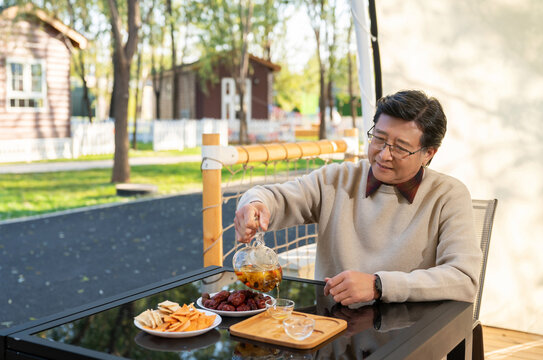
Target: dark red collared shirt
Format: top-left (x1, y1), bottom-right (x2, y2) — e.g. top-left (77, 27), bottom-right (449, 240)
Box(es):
top-left (365, 166), bottom-right (424, 204)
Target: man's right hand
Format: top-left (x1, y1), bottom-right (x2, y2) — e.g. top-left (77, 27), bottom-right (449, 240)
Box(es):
top-left (234, 202), bottom-right (270, 243)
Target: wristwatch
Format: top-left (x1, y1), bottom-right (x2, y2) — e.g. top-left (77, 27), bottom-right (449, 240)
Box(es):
top-left (374, 274), bottom-right (382, 301)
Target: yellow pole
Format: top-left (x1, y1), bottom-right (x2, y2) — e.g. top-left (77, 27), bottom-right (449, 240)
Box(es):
top-left (202, 134), bottom-right (223, 266)
top-left (343, 128), bottom-right (359, 162)
top-left (234, 139), bottom-right (349, 164)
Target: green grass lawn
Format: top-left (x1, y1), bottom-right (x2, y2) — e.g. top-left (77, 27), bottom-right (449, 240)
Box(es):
top-left (0, 158), bottom-right (329, 221)
top-left (0, 163), bottom-right (204, 220)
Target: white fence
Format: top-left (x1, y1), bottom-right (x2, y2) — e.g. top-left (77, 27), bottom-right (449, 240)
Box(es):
top-left (153, 119), bottom-right (229, 151)
top-left (71, 121), bottom-right (115, 157)
top-left (128, 119), bottom-right (154, 144)
top-left (228, 119), bottom-right (296, 143)
top-left (0, 138), bottom-right (73, 163)
top-left (151, 118), bottom-right (298, 151)
top-left (0, 117), bottom-right (356, 163)
top-left (0, 121), bottom-right (115, 163)
top-left (0, 119), bottom-right (230, 163)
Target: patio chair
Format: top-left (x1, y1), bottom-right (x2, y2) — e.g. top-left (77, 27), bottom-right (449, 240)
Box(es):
top-left (471, 199), bottom-right (498, 360)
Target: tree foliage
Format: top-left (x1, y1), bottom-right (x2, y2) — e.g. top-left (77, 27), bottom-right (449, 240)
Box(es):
top-left (304, 0), bottom-right (352, 138)
top-left (9, 0), bottom-right (358, 150)
top-left (193, 0), bottom-right (285, 143)
top-left (274, 58), bottom-right (319, 113)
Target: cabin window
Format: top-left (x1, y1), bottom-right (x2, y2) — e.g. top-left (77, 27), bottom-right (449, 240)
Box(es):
top-left (6, 58), bottom-right (46, 110)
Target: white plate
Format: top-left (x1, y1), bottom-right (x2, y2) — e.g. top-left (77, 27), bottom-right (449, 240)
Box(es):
top-left (196, 292), bottom-right (274, 317)
top-left (134, 309), bottom-right (222, 338)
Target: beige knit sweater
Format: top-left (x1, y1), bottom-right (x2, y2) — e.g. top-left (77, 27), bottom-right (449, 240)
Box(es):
top-left (238, 160), bottom-right (482, 303)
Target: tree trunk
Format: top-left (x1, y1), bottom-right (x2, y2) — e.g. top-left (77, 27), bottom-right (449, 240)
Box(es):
top-left (82, 77), bottom-right (93, 123)
top-left (152, 51), bottom-right (164, 119)
top-left (109, 54), bottom-right (117, 120)
top-left (327, 78), bottom-right (333, 129)
top-left (318, 56), bottom-right (326, 140)
top-left (154, 89), bottom-right (161, 119)
top-left (239, 88), bottom-right (248, 144)
top-left (149, 3), bottom-right (164, 120)
top-left (132, 50), bottom-right (143, 149)
top-left (172, 71), bottom-right (179, 119)
top-left (76, 49), bottom-right (93, 123)
top-left (319, 66), bottom-right (326, 140)
top-left (167, 0), bottom-right (179, 119)
top-left (311, 0), bottom-right (326, 140)
top-left (237, 0), bottom-right (253, 145)
top-left (324, 0), bottom-right (337, 139)
top-left (111, 56), bottom-right (131, 183)
top-left (152, 69), bottom-right (162, 120)
top-left (66, 0), bottom-right (93, 123)
top-left (108, 0), bottom-right (140, 183)
top-left (263, 0), bottom-right (272, 61)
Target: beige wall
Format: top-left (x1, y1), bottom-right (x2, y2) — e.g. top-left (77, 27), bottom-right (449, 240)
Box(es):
top-left (376, 0), bottom-right (543, 334)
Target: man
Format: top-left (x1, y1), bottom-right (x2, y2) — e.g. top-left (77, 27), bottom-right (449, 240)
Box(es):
top-left (234, 90), bottom-right (481, 305)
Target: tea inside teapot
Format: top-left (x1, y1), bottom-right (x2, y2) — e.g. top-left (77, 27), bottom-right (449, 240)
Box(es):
top-left (235, 264), bottom-right (283, 293)
top-left (233, 233), bottom-right (282, 293)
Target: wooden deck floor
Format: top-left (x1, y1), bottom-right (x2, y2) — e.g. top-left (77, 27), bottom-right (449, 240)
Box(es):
top-left (484, 326), bottom-right (543, 360)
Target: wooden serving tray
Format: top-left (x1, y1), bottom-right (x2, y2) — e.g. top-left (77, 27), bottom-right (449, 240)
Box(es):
top-left (229, 311), bottom-right (347, 349)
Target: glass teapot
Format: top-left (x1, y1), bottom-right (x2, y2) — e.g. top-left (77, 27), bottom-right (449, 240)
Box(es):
top-left (233, 232), bottom-right (283, 293)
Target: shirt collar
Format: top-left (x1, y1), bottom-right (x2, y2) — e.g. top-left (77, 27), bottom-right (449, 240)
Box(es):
top-left (366, 166), bottom-right (424, 204)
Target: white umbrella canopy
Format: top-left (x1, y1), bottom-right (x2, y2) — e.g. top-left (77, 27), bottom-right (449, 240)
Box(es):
top-left (350, 0), bottom-right (379, 151)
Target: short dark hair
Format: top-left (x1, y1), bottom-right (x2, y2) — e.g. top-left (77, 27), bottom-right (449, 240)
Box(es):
top-left (373, 90), bottom-right (447, 149)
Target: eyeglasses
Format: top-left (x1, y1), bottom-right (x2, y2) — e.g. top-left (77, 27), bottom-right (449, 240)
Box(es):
top-left (366, 126), bottom-right (425, 159)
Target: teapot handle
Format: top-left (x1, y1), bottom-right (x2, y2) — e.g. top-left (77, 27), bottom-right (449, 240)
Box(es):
top-left (252, 227), bottom-right (265, 247)
top-left (251, 213), bottom-right (265, 248)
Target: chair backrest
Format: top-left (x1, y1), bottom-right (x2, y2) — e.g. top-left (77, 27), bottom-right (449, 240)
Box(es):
top-left (471, 199), bottom-right (498, 320)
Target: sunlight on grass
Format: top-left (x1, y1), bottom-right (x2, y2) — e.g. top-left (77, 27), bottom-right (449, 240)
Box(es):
top-left (0, 163), bottom-right (203, 221)
top-left (0, 157), bottom-right (329, 221)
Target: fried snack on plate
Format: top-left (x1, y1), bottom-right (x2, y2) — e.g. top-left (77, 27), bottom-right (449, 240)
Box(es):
top-left (135, 301), bottom-right (216, 332)
top-left (134, 309), bottom-right (163, 328)
top-left (158, 300), bottom-right (181, 314)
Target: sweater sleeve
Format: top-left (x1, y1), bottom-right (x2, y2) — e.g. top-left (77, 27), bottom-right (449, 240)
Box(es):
top-left (237, 165), bottom-right (331, 229)
top-left (376, 181), bottom-right (482, 303)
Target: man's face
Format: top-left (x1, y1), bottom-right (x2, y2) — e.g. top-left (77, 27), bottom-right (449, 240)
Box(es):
top-left (368, 114), bottom-right (436, 184)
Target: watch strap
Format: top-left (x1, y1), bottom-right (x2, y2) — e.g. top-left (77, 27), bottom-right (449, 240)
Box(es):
top-left (374, 274), bottom-right (382, 300)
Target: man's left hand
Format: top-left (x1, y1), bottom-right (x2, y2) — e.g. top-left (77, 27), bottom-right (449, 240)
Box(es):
top-left (323, 270), bottom-right (378, 305)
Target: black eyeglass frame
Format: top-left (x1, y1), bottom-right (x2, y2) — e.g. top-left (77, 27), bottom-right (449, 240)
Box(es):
top-left (366, 125), bottom-right (426, 159)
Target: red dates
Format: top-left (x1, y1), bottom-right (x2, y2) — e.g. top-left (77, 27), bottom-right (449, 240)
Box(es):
top-left (201, 290), bottom-right (271, 312)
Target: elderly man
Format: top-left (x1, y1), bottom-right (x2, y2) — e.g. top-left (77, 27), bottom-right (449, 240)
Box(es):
top-left (234, 90), bottom-right (481, 305)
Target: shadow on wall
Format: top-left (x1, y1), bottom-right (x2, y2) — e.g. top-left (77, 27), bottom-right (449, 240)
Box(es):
top-left (377, 0), bottom-right (543, 334)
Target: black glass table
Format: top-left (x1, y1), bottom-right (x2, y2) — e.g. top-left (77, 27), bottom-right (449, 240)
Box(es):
top-left (1, 266), bottom-right (473, 359)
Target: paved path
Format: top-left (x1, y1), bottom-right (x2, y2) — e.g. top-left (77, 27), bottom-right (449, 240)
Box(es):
top-left (0, 155), bottom-right (202, 174)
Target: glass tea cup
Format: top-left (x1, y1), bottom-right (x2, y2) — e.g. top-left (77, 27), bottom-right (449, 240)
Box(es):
top-left (265, 298), bottom-right (294, 321)
top-left (283, 315), bottom-right (315, 341)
